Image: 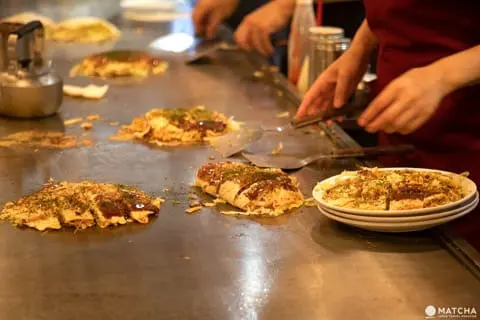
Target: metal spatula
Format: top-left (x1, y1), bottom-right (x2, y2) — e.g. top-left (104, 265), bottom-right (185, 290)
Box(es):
top-left (186, 37), bottom-right (288, 64)
top-left (209, 102), bottom-right (365, 158)
top-left (208, 113), bottom-right (326, 158)
top-left (242, 144), bottom-right (415, 170)
top-left (185, 41), bottom-right (238, 64)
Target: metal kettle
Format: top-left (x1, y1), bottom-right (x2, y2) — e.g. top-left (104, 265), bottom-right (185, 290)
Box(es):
top-left (0, 21), bottom-right (62, 118)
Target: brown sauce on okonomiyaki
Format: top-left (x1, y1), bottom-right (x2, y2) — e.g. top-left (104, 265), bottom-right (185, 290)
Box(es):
top-left (96, 197), bottom-right (130, 218)
top-left (244, 178), bottom-right (297, 200)
top-left (89, 50), bottom-right (162, 67)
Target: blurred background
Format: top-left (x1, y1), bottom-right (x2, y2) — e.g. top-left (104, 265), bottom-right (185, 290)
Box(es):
top-left (0, 0), bottom-right (122, 19)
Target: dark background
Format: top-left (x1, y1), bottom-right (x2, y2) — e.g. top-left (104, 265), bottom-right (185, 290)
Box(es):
top-left (226, 0), bottom-right (365, 39)
top-left (226, 0), bottom-right (366, 71)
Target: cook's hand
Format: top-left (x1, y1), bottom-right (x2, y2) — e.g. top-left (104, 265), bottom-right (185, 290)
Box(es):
top-left (296, 49), bottom-right (369, 119)
top-left (193, 0), bottom-right (239, 39)
top-left (234, 0), bottom-right (294, 56)
top-left (358, 66), bottom-right (450, 135)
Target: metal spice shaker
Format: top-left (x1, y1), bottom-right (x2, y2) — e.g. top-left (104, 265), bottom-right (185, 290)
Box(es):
top-left (308, 26), bottom-right (350, 89)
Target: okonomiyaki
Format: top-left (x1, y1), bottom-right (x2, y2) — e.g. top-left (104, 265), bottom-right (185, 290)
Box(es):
top-left (111, 106), bottom-right (239, 146)
top-left (50, 17), bottom-right (120, 43)
top-left (0, 131), bottom-right (89, 149)
top-left (316, 168), bottom-right (466, 211)
top-left (195, 162), bottom-right (304, 216)
top-left (70, 50), bottom-right (167, 78)
top-left (0, 180), bottom-right (163, 231)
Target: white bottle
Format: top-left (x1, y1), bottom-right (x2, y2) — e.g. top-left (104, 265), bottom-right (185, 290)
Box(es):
top-left (288, 0), bottom-right (315, 91)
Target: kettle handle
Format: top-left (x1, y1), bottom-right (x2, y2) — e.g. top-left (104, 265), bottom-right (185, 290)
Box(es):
top-left (11, 20), bottom-right (44, 38)
top-left (9, 20), bottom-right (44, 68)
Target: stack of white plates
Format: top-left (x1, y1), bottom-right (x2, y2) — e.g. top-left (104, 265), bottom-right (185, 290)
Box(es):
top-left (313, 168), bottom-right (478, 233)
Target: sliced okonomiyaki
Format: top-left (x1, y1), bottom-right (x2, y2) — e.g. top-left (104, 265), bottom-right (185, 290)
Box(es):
top-left (0, 180), bottom-right (163, 231)
top-left (195, 162), bottom-right (304, 216)
top-left (317, 168), bottom-right (467, 211)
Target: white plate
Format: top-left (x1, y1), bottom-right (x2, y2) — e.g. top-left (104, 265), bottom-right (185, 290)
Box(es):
top-left (121, 0), bottom-right (177, 11)
top-left (317, 203), bottom-right (476, 233)
top-left (123, 11), bottom-right (190, 22)
top-left (313, 168), bottom-right (477, 216)
top-left (320, 193), bottom-right (478, 223)
top-left (120, 0), bottom-right (191, 22)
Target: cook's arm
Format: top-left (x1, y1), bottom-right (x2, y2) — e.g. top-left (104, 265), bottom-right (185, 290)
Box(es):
top-left (234, 0), bottom-right (295, 56)
top-left (297, 20), bottom-right (377, 118)
top-left (434, 45), bottom-right (480, 94)
top-left (348, 20), bottom-right (378, 63)
top-left (357, 45), bottom-right (480, 135)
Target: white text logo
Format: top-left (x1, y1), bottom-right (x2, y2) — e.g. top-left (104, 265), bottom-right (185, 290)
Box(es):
top-left (425, 305), bottom-right (478, 319)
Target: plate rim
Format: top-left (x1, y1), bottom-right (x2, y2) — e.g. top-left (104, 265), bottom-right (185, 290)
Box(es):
top-left (313, 167), bottom-right (477, 216)
top-left (317, 202), bottom-right (475, 230)
top-left (319, 193), bottom-right (479, 223)
top-left (121, 0), bottom-right (178, 10)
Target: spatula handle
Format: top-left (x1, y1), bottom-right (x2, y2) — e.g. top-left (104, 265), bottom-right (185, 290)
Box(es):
top-left (290, 114), bottom-right (327, 129)
top-left (290, 102), bottom-right (365, 129)
top-left (333, 144), bottom-right (415, 158)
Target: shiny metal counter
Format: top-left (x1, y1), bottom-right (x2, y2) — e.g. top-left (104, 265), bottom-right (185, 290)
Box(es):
top-left (0, 16), bottom-right (479, 320)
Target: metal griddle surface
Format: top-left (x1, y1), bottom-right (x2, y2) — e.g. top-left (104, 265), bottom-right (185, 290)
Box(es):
top-left (0, 16), bottom-right (479, 320)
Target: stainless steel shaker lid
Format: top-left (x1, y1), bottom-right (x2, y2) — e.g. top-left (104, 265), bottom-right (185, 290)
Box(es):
top-left (308, 26), bottom-right (344, 37)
